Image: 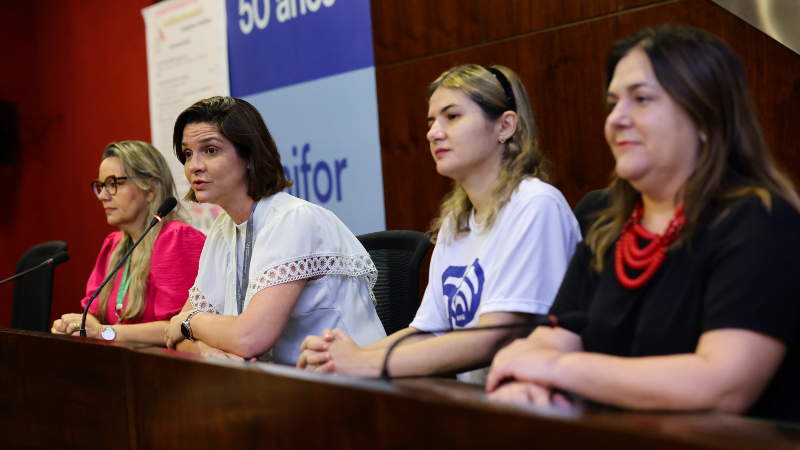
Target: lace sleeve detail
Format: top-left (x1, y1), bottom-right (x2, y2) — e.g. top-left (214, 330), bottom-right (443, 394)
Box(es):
top-left (247, 252), bottom-right (377, 298)
top-left (189, 286), bottom-right (222, 315)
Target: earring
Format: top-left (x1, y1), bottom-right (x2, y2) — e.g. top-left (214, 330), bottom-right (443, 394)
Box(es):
top-left (699, 132), bottom-right (707, 144)
top-left (499, 136), bottom-right (506, 144)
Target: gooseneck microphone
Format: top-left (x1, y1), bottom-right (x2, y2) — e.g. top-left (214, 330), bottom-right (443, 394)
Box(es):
top-left (79, 197), bottom-right (177, 337)
top-left (380, 311), bottom-right (588, 380)
top-left (0, 252), bottom-right (70, 286)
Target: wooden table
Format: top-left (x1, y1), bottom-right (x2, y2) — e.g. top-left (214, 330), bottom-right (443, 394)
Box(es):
top-left (1, 328), bottom-right (799, 449)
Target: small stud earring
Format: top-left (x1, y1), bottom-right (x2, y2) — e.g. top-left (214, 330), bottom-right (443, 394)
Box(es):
top-left (499, 136), bottom-right (506, 144)
top-left (700, 132), bottom-right (707, 144)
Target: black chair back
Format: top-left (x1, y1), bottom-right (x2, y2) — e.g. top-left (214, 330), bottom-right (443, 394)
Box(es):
top-left (11, 241), bottom-right (68, 332)
top-left (357, 231), bottom-right (432, 335)
top-left (573, 189), bottom-right (610, 238)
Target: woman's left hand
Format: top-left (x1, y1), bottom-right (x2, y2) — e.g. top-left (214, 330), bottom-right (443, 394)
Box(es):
top-left (165, 310), bottom-right (192, 349)
top-left (486, 337), bottom-right (564, 393)
top-left (53, 313), bottom-right (102, 339)
top-left (198, 342), bottom-right (254, 361)
top-left (296, 334), bottom-right (332, 369)
top-left (487, 380), bottom-right (572, 408)
top-left (300, 328), bottom-right (377, 377)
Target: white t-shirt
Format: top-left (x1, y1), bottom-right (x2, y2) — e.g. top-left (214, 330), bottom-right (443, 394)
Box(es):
top-left (409, 178), bottom-right (581, 381)
top-left (189, 192), bottom-right (387, 364)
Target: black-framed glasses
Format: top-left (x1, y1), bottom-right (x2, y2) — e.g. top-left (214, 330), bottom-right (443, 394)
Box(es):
top-left (90, 176), bottom-right (130, 196)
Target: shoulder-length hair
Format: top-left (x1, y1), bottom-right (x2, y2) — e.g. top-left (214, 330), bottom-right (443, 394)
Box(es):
top-left (427, 64), bottom-right (548, 243)
top-left (588, 25), bottom-right (800, 272)
top-left (97, 140), bottom-right (189, 324)
top-left (172, 96), bottom-right (293, 202)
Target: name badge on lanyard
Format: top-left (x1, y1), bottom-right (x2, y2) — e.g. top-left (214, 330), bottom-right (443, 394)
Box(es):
top-left (236, 201), bottom-right (258, 315)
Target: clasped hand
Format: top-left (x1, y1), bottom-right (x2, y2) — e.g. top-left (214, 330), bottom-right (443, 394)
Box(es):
top-left (297, 328), bottom-right (362, 374)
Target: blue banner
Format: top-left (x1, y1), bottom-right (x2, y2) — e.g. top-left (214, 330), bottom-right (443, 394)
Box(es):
top-left (226, 0), bottom-right (385, 234)
top-left (227, 0), bottom-right (375, 95)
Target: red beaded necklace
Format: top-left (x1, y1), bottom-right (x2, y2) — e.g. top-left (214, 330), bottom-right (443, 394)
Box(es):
top-left (615, 201), bottom-right (685, 289)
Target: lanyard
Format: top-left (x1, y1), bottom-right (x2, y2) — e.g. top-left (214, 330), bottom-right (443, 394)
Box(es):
top-left (115, 257), bottom-right (131, 324)
top-left (236, 201), bottom-right (258, 315)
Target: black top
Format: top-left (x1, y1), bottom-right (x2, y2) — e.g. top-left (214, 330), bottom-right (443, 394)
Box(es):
top-left (550, 195), bottom-right (800, 423)
top-left (572, 189), bottom-right (610, 238)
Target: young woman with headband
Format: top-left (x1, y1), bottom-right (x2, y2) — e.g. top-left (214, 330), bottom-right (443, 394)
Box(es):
top-left (297, 65), bottom-right (581, 382)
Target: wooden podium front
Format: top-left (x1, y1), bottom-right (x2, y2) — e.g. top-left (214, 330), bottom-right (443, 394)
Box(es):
top-left (1, 328), bottom-right (799, 449)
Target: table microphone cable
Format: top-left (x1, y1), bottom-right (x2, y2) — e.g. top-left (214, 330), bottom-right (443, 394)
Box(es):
top-left (380, 311), bottom-right (588, 380)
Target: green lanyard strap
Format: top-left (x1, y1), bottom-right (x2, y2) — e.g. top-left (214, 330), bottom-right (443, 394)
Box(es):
top-left (115, 257), bottom-right (132, 324)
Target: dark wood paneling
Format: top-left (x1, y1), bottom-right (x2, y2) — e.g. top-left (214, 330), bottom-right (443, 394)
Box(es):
top-left (0, 331), bottom-right (134, 449)
top-left (377, 16), bottom-right (619, 228)
top-left (480, 0), bottom-right (616, 42)
top-left (377, 48), bottom-right (483, 233)
top-left (5, 329), bottom-right (800, 450)
top-left (618, 0), bottom-right (674, 11)
top-left (130, 348), bottom-right (689, 450)
top-left (618, 0), bottom-right (800, 184)
top-left (370, 0), bottom-right (481, 67)
top-left (373, 0), bottom-right (800, 297)
top-left (483, 17), bottom-right (619, 207)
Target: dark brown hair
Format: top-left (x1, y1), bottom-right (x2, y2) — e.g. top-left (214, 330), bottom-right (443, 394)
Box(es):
top-left (588, 25), bottom-right (800, 271)
top-left (173, 96), bottom-right (293, 202)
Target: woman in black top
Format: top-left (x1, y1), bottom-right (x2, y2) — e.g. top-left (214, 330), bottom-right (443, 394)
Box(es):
top-left (486, 25), bottom-right (800, 422)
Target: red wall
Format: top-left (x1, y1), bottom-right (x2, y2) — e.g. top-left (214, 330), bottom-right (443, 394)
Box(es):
top-left (0, 0), bottom-right (153, 326)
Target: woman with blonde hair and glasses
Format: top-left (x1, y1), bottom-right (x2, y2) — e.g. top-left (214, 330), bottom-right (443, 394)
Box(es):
top-left (297, 65), bottom-right (581, 381)
top-left (487, 26), bottom-right (800, 422)
top-left (51, 140), bottom-right (205, 344)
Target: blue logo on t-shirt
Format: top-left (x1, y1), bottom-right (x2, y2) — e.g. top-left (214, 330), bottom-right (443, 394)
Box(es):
top-left (442, 259), bottom-right (484, 329)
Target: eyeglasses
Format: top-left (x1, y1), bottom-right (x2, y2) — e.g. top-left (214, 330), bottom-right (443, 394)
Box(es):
top-left (90, 176), bottom-right (130, 196)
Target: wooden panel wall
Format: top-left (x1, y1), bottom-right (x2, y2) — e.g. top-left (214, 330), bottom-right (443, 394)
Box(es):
top-left (373, 0), bottom-right (800, 235)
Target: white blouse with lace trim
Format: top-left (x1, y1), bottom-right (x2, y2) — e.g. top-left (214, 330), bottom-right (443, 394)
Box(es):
top-left (188, 286), bottom-right (221, 315)
top-left (187, 192), bottom-right (385, 364)
top-left (248, 252), bottom-right (377, 295)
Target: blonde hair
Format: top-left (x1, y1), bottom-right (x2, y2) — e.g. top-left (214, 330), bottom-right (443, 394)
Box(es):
top-left (588, 25), bottom-right (800, 272)
top-left (427, 64), bottom-right (548, 242)
top-left (96, 141), bottom-right (189, 323)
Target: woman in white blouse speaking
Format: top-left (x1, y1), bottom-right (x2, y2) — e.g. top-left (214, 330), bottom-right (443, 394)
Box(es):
top-left (297, 65), bottom-right (581, 382)
top-left (164, 96), bottom-right (386, 363)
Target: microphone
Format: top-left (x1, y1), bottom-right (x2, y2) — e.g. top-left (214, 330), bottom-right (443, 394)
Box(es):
top-left (79, 197), bottom-right (177, 336)
top-left (380, 311), bottom-right (588, 380)
top-left (151, 196), bottom-right (177, 227)
top-left (0, 251), bottom-right (70, 286)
